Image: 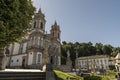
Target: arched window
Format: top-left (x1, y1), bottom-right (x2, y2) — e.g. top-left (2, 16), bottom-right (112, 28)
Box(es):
top-left (58, 33), bottom-right (60, 38)
top-left (38, 37), bottom-right (40, 46)
top-left (36, 52), bottom-right (42, 64)
top-left (29, 37), bottom-right (32, 47)
top-left (19, 43), bottom-right (23, 54)
top-left (33, 36), bottom-right (36, 46)
top-left (34, 21), bottom-right (36, 28)
top-left (52, 32), bottom-right (54, 36)
top-left (40, 22), bottom-right (43, 29)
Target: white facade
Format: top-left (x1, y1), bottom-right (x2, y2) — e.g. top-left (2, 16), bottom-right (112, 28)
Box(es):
top-left (27, 52), bottom-right (33, 65)
top-left (22, 42), bottom-right (27, 53)
top-left (9, 54), bottom-right (27, 67)
top-left (12, 43), bottom-right (20, 55)
top-left (6, 9), bottom-right (61, 69)
top-left (76, 55), bottom-right (110, 71)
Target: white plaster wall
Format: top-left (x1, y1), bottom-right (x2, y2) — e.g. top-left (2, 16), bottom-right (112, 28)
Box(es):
top-left (13, 43), bottom-right (20, 55)
top-left (6, 57), bottom-right (10, 66)
top-left (10, 54), bottom-right (26, 67)
top-left (28, 52), bottom-right (33, 65)
top-left (22, 42), bottom-right (27, 53)
top-left (8, 44), bottom-right (13, 55)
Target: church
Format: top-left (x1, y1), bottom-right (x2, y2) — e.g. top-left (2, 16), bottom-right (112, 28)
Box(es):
top-left (6, 9), bottom-right (61, 69)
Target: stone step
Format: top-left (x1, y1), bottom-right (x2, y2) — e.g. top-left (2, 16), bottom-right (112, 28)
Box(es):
top-left (0, 77), bottom-right (46, 80)
top-left (0, 72), bottom-right (46, 80)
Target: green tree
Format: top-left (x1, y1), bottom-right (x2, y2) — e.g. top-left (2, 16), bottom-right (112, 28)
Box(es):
top-left (102, 45), bottom-right (113, 55)
top-left (111, 47), bottom-right (120, 57)
top-left (0, 0), bottom-right (35, 70)
top-left (61, 41), bottom-right (116, 67)
top-left (95, 43), bottom-right (103, 55)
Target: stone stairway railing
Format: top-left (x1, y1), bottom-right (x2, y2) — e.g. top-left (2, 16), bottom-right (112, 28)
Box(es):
top-left (0, 71), bottom-right (46, 80)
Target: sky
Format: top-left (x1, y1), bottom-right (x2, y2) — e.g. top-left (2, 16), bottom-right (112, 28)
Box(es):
top-left (33, 0), bottom-right (120, 47)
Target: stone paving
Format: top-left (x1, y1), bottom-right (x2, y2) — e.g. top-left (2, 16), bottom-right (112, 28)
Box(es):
top-left (0, 69), bottom-right (42, 72)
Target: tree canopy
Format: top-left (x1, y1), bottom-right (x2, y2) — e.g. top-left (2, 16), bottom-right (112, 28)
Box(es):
top-left (61, 41), bottom-right (120, 67)
top-left (0, 0), bottom-right (35, 48)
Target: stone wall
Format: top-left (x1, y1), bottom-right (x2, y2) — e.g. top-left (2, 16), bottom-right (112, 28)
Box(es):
top-left (58, 65), bottom-right (72, 72)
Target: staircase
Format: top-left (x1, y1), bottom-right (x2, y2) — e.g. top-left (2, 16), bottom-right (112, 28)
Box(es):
top-left (0, 71), bottom-right (46, 80)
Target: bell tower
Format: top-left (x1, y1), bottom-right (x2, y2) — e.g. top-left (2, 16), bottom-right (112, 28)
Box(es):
top-left (32, 8), bottom-right (46, 33)
top-left (27, 9), bottom-right (46, 69)
top-left (50, 21), bottom-right (61, 40)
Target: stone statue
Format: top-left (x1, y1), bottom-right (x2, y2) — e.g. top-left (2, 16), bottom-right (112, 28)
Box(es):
top-left (67, 50), bottom-right (70, 57)
top-left (66, 50), bottom-right (72, 66)
top-left (76, 50), bottom-right (78, 58)
top-left (42, 64), bottom-right (46, 72)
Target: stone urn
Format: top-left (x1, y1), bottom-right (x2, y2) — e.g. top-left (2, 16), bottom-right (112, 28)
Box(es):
top-left (0, 48), bottom-right (6, 70)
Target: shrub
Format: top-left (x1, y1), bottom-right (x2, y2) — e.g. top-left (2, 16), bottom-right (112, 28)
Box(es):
top-left (84, 75), bottom-right (102, 80)
top-left (54, 70), bottom-right (83, 80)
top-left (106, 70), bottom-right (116, 76)
top-left (109, 65), bottom-right (116, 70)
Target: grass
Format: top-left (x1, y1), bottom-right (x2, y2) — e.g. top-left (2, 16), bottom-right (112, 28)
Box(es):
top-left (54, 70), bottom-right (83, 80)
top-left (54, 70), bottom-right (116, 80)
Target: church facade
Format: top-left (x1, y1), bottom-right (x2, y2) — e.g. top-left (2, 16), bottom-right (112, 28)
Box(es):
top-left (6, 9), bottom-right (61, 69)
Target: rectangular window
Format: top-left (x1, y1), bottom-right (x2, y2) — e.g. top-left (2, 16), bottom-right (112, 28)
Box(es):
top-left (19, 43), bottom-right (23, 54)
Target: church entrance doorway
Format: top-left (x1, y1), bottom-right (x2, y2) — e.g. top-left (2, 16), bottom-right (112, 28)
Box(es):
top-left (22, 56), bottom-right (26, 68)
top-left (50, 56), bottom-right (53, 64)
